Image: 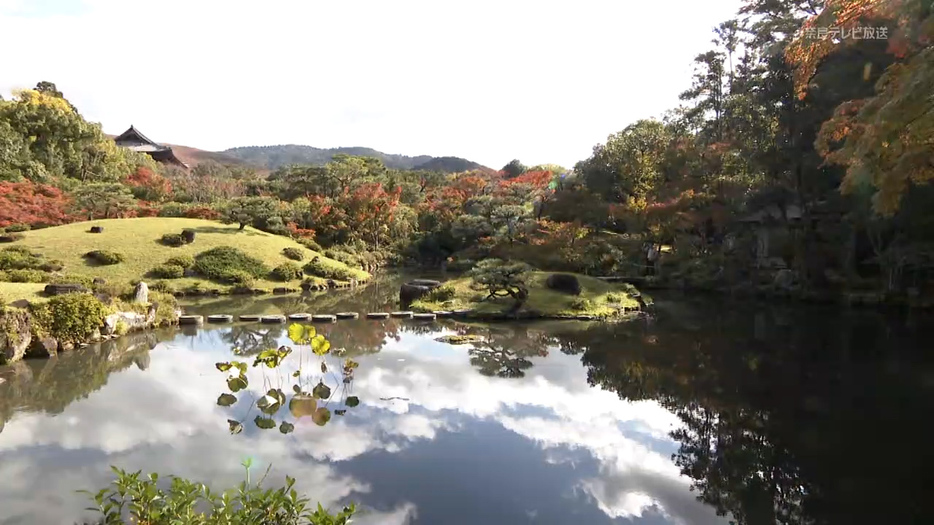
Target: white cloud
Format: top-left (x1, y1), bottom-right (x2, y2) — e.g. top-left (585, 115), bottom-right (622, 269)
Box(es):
top-left (0, 0), bottom-right (742, 168)
top-left (0, 328), bottom-right (725, 524)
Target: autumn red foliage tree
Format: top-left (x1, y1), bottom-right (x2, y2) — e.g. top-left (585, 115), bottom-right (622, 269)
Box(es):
top-left (124, 167), bottom-right (173, 202)
top-left (0, 181), bottom-right (73, 228)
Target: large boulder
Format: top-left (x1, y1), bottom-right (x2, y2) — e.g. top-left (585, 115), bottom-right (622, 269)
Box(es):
top-left (43, 283), bottom-right (88, 296)
top-left (400, 279), bottom-right (442, 306)
top-left (545, 274), bottom-right (582, 295)
top-left (134, 281), bottom-right (149, 304)
top-left (0, 309), bottom-right (33, 364)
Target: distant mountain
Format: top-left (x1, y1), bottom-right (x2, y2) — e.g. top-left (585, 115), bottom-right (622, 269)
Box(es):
top-left (166, 144), bottom-right (258, 170)
top-left (222, 145), bottom-right (486, 173)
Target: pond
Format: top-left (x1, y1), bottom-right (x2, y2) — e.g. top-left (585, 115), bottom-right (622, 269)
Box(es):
top-left (0, 276), bottom-right (932, 525)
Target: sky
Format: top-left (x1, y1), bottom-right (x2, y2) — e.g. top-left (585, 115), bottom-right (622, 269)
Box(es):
top-left (0, 0), bottom-right (742, 169)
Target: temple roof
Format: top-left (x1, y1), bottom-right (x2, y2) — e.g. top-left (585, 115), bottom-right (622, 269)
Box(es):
top-left (114, 125), bottom-right (189, 169)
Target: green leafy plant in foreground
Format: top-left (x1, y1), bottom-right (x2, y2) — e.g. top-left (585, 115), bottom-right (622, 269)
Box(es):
top-left (79, 465), bottom-right (356, 524)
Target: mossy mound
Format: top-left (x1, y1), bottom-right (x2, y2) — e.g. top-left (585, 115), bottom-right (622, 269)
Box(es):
top-left (411, 271), bottom-right (644, 320)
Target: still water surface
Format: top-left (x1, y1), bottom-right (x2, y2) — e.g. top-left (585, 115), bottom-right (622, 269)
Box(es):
top-left (1, 279), bottom-right (931, 524)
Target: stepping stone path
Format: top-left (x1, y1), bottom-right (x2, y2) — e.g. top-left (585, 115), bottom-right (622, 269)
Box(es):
top-left (239, 315), bottom-right (261, 322)
top-left (366, 312), bottom-right (390, 319)
top-left (207, 314), bottom-right (233, 323)
top-left (413, 313), bottom-right (437, 321)
top-left (288, 313), bottom-right (312, 321)
top-left (178, 315), bottom-right (204, 325)
top-left (261, 315), bottom-right (286, 324)
top-left (390, 311), bottom-right (414, 319)
top-left (312, 314), bottom-right (337, 323)
top-left (452, 309), bottom-right (471, 317)
top-left (336, 312), bottom-right (360, 320)
top-left (433, 311), bottom-right (453, 318)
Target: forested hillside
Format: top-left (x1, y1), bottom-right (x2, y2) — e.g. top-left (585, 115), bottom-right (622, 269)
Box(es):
top-left (223, 144), bottom-right (485, 172)
top-left (1, 0), bottom-right (932, 311)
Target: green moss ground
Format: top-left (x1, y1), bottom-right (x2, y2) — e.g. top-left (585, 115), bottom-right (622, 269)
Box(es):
top-left (6, 218), bottom-right (368, 295)
top-left (411, 271), bottom-right (643, 318)
top-left (0, 282), bottom-right (48, 304)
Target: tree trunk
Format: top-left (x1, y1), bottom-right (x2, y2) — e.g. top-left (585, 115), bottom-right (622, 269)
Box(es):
top-left (239, 223), bottom-right (247, 230)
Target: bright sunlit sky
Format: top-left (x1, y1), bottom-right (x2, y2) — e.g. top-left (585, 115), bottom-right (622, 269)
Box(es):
top-left (1, 0), bottom-right (742, 168)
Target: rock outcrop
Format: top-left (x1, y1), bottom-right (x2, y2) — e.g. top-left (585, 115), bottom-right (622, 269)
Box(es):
top-left (400, 279), bottom-right (442, 306)
top-left (545, 274), bottom-right (582, 295)
top-left (0, 309), bottom-right (32, 364)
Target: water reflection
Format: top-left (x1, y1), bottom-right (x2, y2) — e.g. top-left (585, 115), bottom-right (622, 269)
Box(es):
top-left (0, 294), bottom-right (931, 525)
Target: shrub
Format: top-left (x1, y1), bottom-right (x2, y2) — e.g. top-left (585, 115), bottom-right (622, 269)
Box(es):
top-left (150, 291), bottom-right (180, 326)
top-left (30, 293), bottom-right (109, 344)
top-left (184, 206), bottom-right (221, 220)
top-left (220, 269), bottom-right (255, 287)
top-left (181, 229), bottom-right (196, 244)
top-left (0, 247), bottom-right (44, 270)
top-left (84, 250), bottom-right (125, 265)
top-left (324, 248), bottom-right (362, 269)
top-left (426, 283), bottom-right (456, 302)
top-left (160, 233), bottom-right (186, 247)
top-left (39, 261), bottom-right (64, 272)
top-left (271, 262), bottom-right (303, 282)
top-left (569, 297), bottom-right (594, 311)
top-left (50, 273), bottom-right (96, 288)
top-left (149, 280), bottom-right (176, 294)
top-left (0, 233), bottom-right (25, 243)
top-left (5, 269), bottom-right (50, 283)
top-left (165, 254), bottom-right (195, 269)
top-left (296, 237), bottom-right (324, 252)
top-left (149, 264), bottom-right (185, 279)
top-left (605, 292), bottom-right (624, 303)
top-left (4, 223), bottom-right (30, 233)
top-left (93, 281), bottom-right (133, 299)
top-left (114, 320), bottom-right (129, 336)
top-left (282, 247), bottom-right (304, 261)
top-left (193, 247), bottom-right (268, 282)
top-left (302, 258), bottom-right (356, 281)
top-left (83, 467), bottom-right (357, 525)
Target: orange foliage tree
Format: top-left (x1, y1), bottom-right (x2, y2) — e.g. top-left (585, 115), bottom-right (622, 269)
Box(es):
top-left (0, 181), bottom-right (73, 228)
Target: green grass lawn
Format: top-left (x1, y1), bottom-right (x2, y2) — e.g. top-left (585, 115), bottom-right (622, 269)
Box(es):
top-left (0, 282), bottom-right (48, 304)
top-left (6, 218), bottom-right (368, 293)
top-left (411, 271), bottom-right (642, 318)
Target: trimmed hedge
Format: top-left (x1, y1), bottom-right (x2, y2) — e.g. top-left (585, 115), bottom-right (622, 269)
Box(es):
top-left (219, 269), bottom-right (255, 287)
top-left (0, 233), bottom-right (25, 243)
top-left (193, 247), bottom-right (268, 283)
top-left (4, 223), bottom-right (30, 233)
top-left (4, 269), bottom-right (50, 283)
top-left (85, 250), bottom-right (125, 265)
top-left (30, 293), bottom-right (109, 344)
top-left (165, 255), bottom-right (195, 269)
top-left (150, 264), bottom-right (185, 279)
top-left (302, 258), bottom-right (357, 281)
top-left (270, 262), bottom-right (303, 282)
top-left (282, 247), bottom-right (304, 261)
top-left (296, 237), bottom-right (324, 253)
top-left (160, 233), bottom-right (186, 247)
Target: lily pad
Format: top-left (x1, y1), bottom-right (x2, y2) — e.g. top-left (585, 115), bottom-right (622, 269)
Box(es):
top-left (345, 396), bottom-right (360, 408)
top-left (254, 415), bottom-right (276, 430)
top-left (334, 409), bottom-right (347, 416)
top-left (227, 375), bottom-right (248, 393)
top-left (312, 407), bottom-right (331, 426)
top-left (228, 419), bottom-right (243, 435)
top-left (279, 421), bottom-right (295, 434)
top-left (217, 393), bottom-right (237, 407)
top-left (289, 394), bottom-right (317, 419)
top-left (288, 323), bottom-right (315, 345)
top-left (312, 381), bottom-right (332, 400)
top-left (311, 335), bottom-right (331, 356)
top-left (321, 362), bottom-right (328, 373)
top-left (257, 388), bottom-right (286, 415)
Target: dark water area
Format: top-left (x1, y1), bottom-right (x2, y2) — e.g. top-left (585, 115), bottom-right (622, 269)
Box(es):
top-left (1, 278), bottom-right (932, 524)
